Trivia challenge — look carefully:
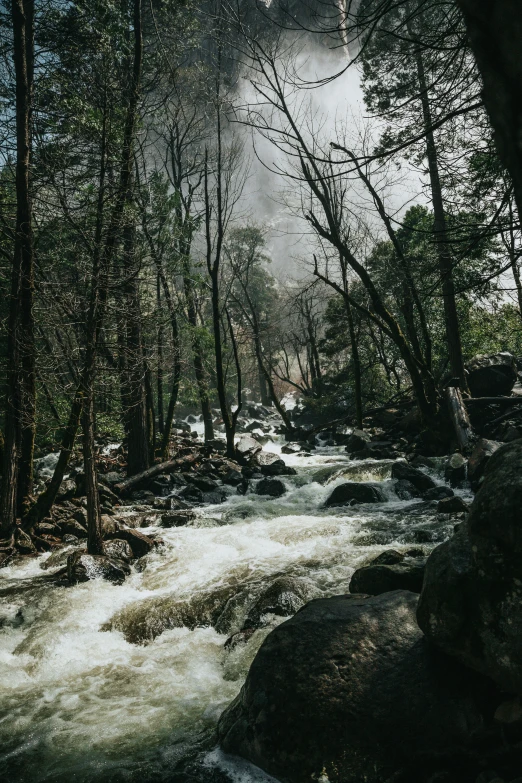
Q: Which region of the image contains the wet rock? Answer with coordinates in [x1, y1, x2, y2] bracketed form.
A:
[345, 429, 371, 453]
[62, 534, 79, 545]
[188, 476, 219, 493]
[103, 538, 134, 562]
[104, 529, 155, 558]
[202, 491, 225, 504]
[218, 591, 503, 783]
[324, 482, 385, 506]
[14, 529, 37, 555]
[34, 521, 62, 537]
[391, 461, 437, 493]
[423, 485, 454, 501]
[281, 443, 303, 455]
[225, 628, 256, 651]
[206, 438, 226, 453]
[350, 557, 426, 595]
[418, 440, 522, 694]
[437, 495, 469, 514]
[253, 452, 296, 477]
[179, 485, 203, 503]
[466, 352, 517, 397]
[394, 479, 421, 500]
[161, 510, 196, 527]
[371, 549, 405, 565]
[357, 442, 400, 460]
[445, 452, 468, 487]
[235, 436, 262, 464]
[56, 478, 77, 500]
[468, 438, 502, 490]
[222, 468, 243, 486]
[243, 576, 316, 630]
[104, 471, 125, 486]
[59, 518, 88, 538]
[100, 514, 121, 537]
[67, 551, 130, 585]
[255, 478, 286, 498]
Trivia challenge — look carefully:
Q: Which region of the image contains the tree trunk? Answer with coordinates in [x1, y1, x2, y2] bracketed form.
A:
[412, 20, 468, 392]
[456, 0, 522, 221]
[156, 276, 165, 435]
[346, 300, 363, 429]
[0, 0, 35, 536]
[183, 269, 214, 442]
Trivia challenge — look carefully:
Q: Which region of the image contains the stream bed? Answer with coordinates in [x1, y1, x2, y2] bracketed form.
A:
[0, 440, 464, 783]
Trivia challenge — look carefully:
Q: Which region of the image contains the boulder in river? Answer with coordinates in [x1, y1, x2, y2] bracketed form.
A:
[324, 481, 385, 506]
[465, 351, 518, 397]
[437, 495, 469, 514]
[344, 429, 371, 452]
[350, 555, 426, 595]
[391, 461, 437, 493]
[468, 437, 502, 490]
[422, 485, 454, 501]
[253, 451, 297, 476]
[67, 551, 130, 585]
[160, 510, 196, 527]
[255, 478, 286, 498]
[243, 576, 316, 630]
[218, 591, 505, 783]
[235, 435, 262, 464]
[104, 528, 155, 558]
[418, 439, 522, 694]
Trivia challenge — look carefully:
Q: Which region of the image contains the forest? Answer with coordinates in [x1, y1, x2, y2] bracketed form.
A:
[1, 1, 522, 782]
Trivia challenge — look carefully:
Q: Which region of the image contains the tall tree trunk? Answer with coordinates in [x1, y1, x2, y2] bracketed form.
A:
[183, 269, 214, 442]
[82, 0, 143, 553]
[411, 19, 468, 392]
[456, 0, 522, 221]
[156, 276, 165, 435]
[346, 301, 363, 429]
[1, 0, 34, 536]
[122, 228, 150, 477]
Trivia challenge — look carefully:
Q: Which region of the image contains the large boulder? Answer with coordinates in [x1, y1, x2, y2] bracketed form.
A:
[253, 451, 297, 476]
[465, 351, 517, 397]
[255, 478, 286, 498]
[67, 551, 130, 585]
[391, 461, 437, 493]
[344, 429, 371, 452]
[235, 436, 262, 464]
[218, 591, 504, 783]
[467, 438, 502, 490]
[417, 439, 522, 694]
[350, 556, 426, 595]
[324, 481, 385, 506]
[104, 529, 155, 558]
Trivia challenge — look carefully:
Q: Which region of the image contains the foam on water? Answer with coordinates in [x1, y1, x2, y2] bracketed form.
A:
[0, 439, 457, 782]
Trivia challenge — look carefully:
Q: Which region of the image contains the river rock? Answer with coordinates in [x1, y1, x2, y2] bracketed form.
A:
[235, 436, 262, 464]
[445, 452, 468, 487]
[468, 438, 502, 490]
[103, 538, 134, 562]
[243, 576, 316, 629]
[391, 461, 436, 493]
[222, 468, 243, 486]
[345, 429, 371, 452]
[350, 557, 426, 595]
[437, 495, 469, 513]
[417, 440, 522, 694]
[253, 452, 297, 476]
[104, 529, 155, 558]
[161, 510, 196, 527]
[59, 518, 88, 538]
[466, 351, 518, 397]
[218, 591, 503, 783]
[423, 485, 454, 501]
[324, 481, 385, 506]
[394, 479, 421, 500]
[14, 529, 37, 555]
[255, 478, 286, 498]
[67, 551, 130, 585]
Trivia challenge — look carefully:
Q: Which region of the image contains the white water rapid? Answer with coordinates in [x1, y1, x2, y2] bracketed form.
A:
[0, 438, 463, 783]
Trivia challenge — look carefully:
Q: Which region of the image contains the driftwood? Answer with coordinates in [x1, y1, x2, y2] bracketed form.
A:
[445, 387, 476, 451]
[114, 455, 196, 496]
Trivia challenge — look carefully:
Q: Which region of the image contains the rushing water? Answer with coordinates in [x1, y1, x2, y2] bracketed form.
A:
[0, 438, 465, 783]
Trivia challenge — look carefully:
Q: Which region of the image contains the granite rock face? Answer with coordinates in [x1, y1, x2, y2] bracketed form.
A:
[417, 439, 522, 694]
[218, 591, 503, 783]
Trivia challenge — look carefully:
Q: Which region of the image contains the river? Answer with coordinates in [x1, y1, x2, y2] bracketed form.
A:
[0, 435, 463, 783]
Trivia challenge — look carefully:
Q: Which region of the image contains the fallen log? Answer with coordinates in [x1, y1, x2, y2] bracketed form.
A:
[445, 386, 476, 452]
[465, 396, 522, 405]
[114, 455, 196, 496]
